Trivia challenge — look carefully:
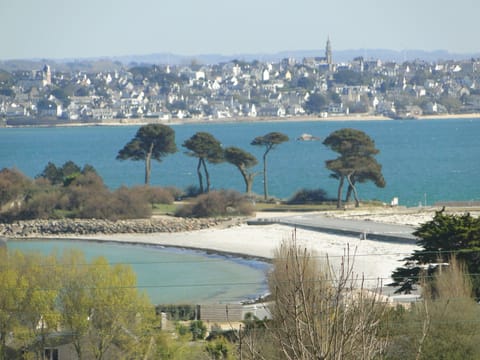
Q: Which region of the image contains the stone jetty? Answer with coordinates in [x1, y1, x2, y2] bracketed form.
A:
[0, 217, 242, 238]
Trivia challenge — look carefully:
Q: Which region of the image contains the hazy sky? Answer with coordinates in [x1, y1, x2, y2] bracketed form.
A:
[1, 0, 478, 60]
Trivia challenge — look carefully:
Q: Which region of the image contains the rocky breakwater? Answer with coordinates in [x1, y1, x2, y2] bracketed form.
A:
[0, 216, 242, 238]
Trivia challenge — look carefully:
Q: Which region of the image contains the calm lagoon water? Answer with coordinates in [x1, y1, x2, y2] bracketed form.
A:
[1, 118, 479, 206]
[6, 239, 270, 305]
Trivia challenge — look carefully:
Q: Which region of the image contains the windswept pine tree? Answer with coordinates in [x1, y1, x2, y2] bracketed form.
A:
[251, 132, 289, 200]
[117, 124, 177, 185]
[323, 128, 385, 208]
[224, 146, 258, 195]
[182, 132, 224, 193]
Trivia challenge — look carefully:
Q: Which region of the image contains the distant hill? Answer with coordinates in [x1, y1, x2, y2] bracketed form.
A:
[108, 49, 480, 65]
[1, 49, 479, 71]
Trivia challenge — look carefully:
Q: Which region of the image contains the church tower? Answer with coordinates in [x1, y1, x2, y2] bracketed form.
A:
[325, 37, 332, 70]
[42, 64, 51, 86]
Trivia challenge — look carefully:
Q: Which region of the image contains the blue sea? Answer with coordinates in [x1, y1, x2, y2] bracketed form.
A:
[1, 118, 479, 207]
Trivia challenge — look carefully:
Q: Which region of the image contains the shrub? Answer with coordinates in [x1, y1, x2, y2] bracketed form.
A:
[63, 172, 110, 213]
[190, 320, 207, 341]
[287, 188, 331, 204]
[164, 186, 183, 201]
[105, 186, 152, 220]
[156, 304, 198, 321]
[0, 168, 32, 207]
[133, 185, 176, 205]
[0, 164, 157, 221]
[18, 190, 65, 219]
[184, 185, 201, 198]
[73, 192, 110, 219]
[175, 190, 254, 218]
[61, 174, 151, 220]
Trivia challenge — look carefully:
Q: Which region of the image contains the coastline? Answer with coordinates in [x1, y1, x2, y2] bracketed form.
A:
[28, 224, 417, 287]
[6, 208, 479, 288]
[2, 112, 480, 128]
[7, 210, 425, 287]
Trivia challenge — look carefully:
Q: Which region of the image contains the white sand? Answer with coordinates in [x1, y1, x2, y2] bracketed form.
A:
[72, 217, 418, 288]
[41, 208, 479, 291]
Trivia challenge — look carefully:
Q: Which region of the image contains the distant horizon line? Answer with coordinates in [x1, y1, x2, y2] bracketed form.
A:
[1, 47, 480, 64]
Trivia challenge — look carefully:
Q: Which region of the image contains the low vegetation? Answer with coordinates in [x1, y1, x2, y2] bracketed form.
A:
[0, 161, 374, 222]
[286, 187, 332, 204]
[385, 257, 480, 359]
[175, 189, 255, 218]
[156, 304, 198, 321]
[0, 163, 180, 222]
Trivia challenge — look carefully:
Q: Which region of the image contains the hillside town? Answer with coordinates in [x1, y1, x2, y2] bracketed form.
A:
[2, 40, 480, 126]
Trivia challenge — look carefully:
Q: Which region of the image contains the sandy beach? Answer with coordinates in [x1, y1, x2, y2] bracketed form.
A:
[25, 207, 478, 289]
[63, 210, 431, 288]
[17, 112, 480, 129]
[113, 112, 480, 126]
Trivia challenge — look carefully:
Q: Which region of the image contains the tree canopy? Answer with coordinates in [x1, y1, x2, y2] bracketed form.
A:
[304, 93, 327, 114]
[333, 69, 367, 86]
[391, 209, 480, 296]
[36, 161, 96, 186]
[251, 132, 289, 200]
[296, 76, 315, 91]
[323, 128, 384, 208]
[182, 132, 224, 193]
[117, 124, 177, 185]
[224, 146, 258, 194]
[0, 249, 155, 360]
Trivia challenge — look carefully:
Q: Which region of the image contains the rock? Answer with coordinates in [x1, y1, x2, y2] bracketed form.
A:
[1, 216, 237, 238]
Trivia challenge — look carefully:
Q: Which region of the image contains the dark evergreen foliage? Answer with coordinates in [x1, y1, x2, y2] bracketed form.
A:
[287, 188, 331, 204]
[391, 209, 480, 296]
[182, 132, 224, 193]
[304, 93, 327, 113]
[224, 146, 258, 194]
[117, 124, 177, 185]
[323, 128, 385, 208]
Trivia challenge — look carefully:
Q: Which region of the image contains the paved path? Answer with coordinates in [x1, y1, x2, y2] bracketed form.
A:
[248, 213, 417, 244]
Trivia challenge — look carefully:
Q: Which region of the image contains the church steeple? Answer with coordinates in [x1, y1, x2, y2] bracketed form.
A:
[325, 37, 332, 70]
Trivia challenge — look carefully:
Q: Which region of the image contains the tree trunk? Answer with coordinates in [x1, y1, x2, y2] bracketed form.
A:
[346, 173, 360, 207]
[144, 153, 151, 185]
[246, 174, 254, 195]
[202, 158, 211, 192]
[73, 340, 83, 360]
[336, 176, 344, 209]
[238, 165, 254, 194]
[144, 143, 154, 185]
[196, 159, 204, 193]
[345, 184, 352, 203]
[345, 178, 357, 203]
